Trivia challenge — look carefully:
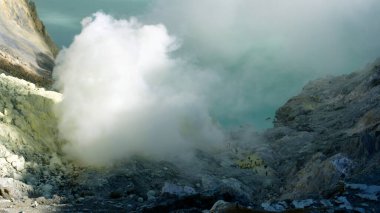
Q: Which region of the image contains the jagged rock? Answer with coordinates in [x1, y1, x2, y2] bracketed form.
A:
[265, 59, 380, 200]
[291, 199, 314, 209]
[320, 199, 333, 207]
[0, 178, 32, 200]
[330, 154, 355, 176]
[335, 196, 353, 210]
[0, 73, 62, 154]
[261, 201, 287, 212]
[0, 73, 70, 205]
[40, 184, 53, 197]
[210, 200, 263, 213]
[161, 182, 196, 197]
[146, 190, 156, 201]
[201, 175, 253, 204]
[210, 200, 233, 212]
[0, 188, 11, 200]
[0, 145, 11, 158]
[0, 0, 58, 86]
[346, 183, 380, 201]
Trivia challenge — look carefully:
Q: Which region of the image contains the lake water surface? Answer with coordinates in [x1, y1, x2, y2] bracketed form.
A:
[34, 0, 380, 130]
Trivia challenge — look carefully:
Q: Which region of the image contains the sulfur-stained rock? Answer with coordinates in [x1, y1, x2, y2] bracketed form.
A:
[0, 73, 62, 157]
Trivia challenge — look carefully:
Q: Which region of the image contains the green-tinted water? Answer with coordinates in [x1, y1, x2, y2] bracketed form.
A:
[34, 0, 152, 46]
[34, 0, 380, 130]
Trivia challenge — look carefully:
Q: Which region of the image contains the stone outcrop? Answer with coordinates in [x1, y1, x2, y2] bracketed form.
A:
[0, 73, 62, 155]
[264, 58, 380, 203]
[0, 73, 68, 200]
[0, 0, 58, 87]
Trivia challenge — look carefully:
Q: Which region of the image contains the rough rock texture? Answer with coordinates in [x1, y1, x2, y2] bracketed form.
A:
[0, 73, 70, 202]
[0, 58, 378, 212]
[0, 71, 272, 212]
[267, 59, 380, 198]
[0, 2, 379, 212]
[0, 47, 378, 213]
[0, 0, 58, 86]
[0, 73, 62, 154]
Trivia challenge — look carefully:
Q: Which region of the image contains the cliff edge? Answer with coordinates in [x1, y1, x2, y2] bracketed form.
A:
[264, 58, 380, 204]
[0, 0, 58, 87]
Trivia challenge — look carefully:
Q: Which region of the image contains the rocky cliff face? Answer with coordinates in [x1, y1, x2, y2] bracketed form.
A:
[259, 59, 380, 211]
[0, 73, 73, 209]
[270, 58, 380, 192]
[0, 0, 58, 86]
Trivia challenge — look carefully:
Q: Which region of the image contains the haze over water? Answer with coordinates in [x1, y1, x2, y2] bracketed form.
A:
[34, 0, 380, 130]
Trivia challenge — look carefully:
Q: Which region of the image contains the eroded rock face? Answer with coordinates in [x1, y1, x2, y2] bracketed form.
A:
[0, 73, 62, 154]
[265, 59, 380, 200]
[0, 0, 58, 86]
[0, 73, 69, 200]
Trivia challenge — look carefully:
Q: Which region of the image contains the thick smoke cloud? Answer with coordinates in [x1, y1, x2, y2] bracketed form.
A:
[36, 0, 380, 128]
[53, 13, 224, 166]
[49, 1, 380, 165]
[145, 0, 380, 127]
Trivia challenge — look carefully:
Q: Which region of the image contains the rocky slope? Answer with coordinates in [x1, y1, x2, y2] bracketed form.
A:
[0, 73, 72, 212]
[0, 1, 379, 212]
[260, 58, 380, 211]
[0, 0, 58, 86]
[0, 62, 377, 212]
[271, 58, 380, 195]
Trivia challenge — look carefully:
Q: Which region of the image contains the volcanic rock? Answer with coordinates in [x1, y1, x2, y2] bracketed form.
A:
[0, 0, 58, 86]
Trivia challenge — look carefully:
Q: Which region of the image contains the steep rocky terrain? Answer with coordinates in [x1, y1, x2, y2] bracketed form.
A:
[271, 58, 380, 192]
[0, 0, 58, 86]
[0, 73, 71, 212]
[259, 59, 380, 212]
[0, 62, 377, 212]
[0, 1, 379, 212]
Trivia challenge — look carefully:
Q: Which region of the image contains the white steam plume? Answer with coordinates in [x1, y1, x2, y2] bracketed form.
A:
[53, 13, 224, 166]
[146, 0, 380, 127]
